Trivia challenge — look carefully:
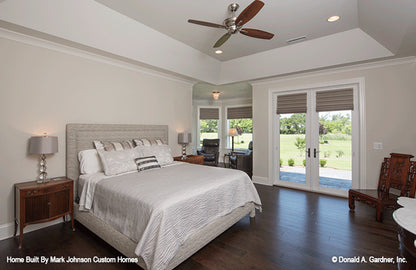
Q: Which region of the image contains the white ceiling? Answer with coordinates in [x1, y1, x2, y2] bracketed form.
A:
[96, 0, 359, 61]
[0, 0, 415, 85]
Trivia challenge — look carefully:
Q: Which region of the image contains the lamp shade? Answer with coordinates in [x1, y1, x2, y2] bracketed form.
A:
[178, 132, 192, 144]
[29, 136, 58, 154]
[228, 128, 238, 137]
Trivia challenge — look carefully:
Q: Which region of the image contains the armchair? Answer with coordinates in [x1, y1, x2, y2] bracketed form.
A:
[197, 139, 220, 166]
[229, 141, 253, 177]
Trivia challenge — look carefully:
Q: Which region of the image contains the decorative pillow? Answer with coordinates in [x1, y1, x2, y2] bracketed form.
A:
[94, 140, 133, 151]
[78, 149, 103, 174]
[133, 138, 164, 147]
[135, 156, 161, 172]
[97, 148, 137, 176]
[134, 138, 151, 147]
[137, 144, 173, 166]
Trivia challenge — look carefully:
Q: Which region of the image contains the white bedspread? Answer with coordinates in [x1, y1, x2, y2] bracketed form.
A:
[78, 162, 261, 270]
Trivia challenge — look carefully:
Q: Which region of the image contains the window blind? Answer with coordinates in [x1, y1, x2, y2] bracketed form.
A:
[316, 88, 354, 112]
[199, 108, 219, 120]
[276, 93, 307, 114]
[227, 106, 252, 119]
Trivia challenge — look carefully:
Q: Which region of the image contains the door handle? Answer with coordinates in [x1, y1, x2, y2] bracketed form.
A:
[306, 148, 310, 158]
[314, 148, 319, 158]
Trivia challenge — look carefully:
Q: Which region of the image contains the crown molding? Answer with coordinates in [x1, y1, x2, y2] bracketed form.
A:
[250, 56, 416, 86]
[0, 27, 195, 86]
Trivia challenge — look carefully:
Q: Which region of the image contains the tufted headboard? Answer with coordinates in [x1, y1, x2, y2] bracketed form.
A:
[66, 123, 169, 198]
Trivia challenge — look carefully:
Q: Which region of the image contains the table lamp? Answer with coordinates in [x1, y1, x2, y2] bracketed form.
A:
[228, 128, 238, 152]
[29, 134, 58, 183]
[178, 132, 192, 160]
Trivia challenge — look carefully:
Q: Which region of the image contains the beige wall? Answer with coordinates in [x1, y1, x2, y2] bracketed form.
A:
[0, 37, 193, 225]
[252, 60, 416, 188]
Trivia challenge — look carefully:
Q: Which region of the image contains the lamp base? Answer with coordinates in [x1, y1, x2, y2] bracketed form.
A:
[181, 144, 188, 160]
[37, 154, 49, 183]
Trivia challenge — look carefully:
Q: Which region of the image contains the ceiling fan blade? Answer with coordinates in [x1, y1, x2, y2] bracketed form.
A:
[236, 0, 265, 26]
[188, 19, 225, 29]
[240, 28, 274, 39]
[214, 33, 232, 48]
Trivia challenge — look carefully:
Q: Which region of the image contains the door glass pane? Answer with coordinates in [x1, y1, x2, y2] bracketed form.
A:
[318, 110, 352, 190]
[279, 113, 306, 184]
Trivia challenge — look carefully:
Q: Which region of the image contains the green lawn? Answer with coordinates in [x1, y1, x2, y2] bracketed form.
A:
[280, 134, 352, 170]
[200, 133, 252, 149]
[200, 133, 351, 170]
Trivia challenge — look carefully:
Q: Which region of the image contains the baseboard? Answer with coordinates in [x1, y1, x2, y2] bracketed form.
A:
[252, 176, 272, 186]
[0, 218, 66, 241]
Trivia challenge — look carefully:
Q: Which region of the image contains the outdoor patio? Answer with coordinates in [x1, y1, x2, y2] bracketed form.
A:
[280, 166, 352, 190]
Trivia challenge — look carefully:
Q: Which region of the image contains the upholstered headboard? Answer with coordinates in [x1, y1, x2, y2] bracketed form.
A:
[66, 123, 169, 198]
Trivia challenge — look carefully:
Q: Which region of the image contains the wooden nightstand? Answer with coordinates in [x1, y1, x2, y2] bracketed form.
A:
[14, 177, 74, 248]
[174, 155, 204, 165]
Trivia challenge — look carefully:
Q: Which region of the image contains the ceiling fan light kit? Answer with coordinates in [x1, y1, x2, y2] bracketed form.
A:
[212, 91, 221, 100]
[188, 0, 274, 49]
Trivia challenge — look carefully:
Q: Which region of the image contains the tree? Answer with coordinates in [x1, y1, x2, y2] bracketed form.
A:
[294, 137, 306, 156]
[279, 113, 306, 134]
[319, 113, 351, 134]
[229, 118, 253, 133]
[200, 119, 218, 133]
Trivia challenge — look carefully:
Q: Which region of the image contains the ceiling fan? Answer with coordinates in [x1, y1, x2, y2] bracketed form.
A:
[188, 0, 274, 48]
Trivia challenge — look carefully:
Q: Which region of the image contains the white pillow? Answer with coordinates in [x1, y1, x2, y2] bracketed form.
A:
[78, 149, 103, 175]
[137, 145, 173, 166]
[98, 148, 138, 176]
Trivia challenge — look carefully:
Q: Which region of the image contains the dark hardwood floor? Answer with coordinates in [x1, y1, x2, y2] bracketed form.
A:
[0, 185, 400, 270]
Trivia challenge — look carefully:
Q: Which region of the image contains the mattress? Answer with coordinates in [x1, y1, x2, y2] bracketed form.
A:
[78, 162, 261, 270]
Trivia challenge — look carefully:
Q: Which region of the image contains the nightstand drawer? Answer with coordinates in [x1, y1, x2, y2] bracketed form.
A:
[45, 183, 71, 194]
[23, 189, 45, 197]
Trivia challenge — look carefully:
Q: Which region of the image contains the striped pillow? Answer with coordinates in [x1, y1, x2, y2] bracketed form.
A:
[135, 156, 161, 172]
[134, 138, 164, 147]
[94, 140, 133, 151]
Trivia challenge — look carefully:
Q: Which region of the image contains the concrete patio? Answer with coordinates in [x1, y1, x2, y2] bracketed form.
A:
[280, 166, 352, 190]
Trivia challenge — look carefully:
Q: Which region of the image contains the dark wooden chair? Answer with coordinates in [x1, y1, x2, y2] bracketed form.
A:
[349, 153, 416, 222]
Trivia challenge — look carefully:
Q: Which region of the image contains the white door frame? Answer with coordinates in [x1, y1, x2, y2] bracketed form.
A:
[268, 78, 366, 197]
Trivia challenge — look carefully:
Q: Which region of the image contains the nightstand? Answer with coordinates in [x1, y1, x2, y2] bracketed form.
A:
[174, 155, 204, 165]
[14, 177, 74, 248]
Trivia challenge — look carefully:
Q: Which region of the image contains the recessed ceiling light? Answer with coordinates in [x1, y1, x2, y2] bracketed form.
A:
[215, 50, 223, 54]
[327, 15, 340, 22]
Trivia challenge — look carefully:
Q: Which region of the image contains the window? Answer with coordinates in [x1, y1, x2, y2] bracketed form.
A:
[227, 106, 252, 149]
[199, 107, 220, 147]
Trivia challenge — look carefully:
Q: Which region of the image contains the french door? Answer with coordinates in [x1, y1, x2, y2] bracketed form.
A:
[273, 85, 359, 196]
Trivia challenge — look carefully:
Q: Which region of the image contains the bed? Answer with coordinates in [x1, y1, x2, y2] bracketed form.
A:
[66, 123, 261, 270]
